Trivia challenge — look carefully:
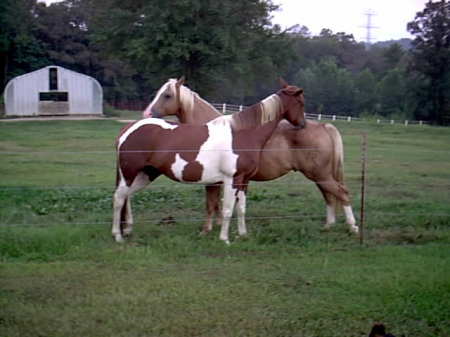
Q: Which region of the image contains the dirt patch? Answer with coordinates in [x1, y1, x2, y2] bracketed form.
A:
[370, 228, 440, 245]
[0, 115, 107, 122]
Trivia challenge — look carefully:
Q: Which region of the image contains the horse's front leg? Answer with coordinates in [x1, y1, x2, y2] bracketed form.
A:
[202, 184, 221, 235]
[219, 181, 237, 245]
[236, 187, 248, 237]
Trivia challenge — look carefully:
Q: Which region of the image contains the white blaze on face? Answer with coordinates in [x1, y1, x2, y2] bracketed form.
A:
[143, 80, 175, 118]
[118, 118, 178, 149]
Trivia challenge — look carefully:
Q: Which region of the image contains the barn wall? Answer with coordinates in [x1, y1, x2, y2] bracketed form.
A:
[4, 66, 103, 116]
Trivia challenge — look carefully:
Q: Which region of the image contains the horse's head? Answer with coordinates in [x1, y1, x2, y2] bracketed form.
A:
[276, 78, 306, 128]
[143, 77, 185, 118]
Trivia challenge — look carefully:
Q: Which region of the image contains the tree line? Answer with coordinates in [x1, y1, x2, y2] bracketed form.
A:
[1, 0, 449, 124]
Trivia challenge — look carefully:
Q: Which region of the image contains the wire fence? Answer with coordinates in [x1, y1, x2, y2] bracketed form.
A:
[1, 135, 449, 233]
[1, 170, 449, 228]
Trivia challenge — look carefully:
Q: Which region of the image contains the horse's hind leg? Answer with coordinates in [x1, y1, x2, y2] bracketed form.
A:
[202, 184, 221, 235]
[342, 204, 357, 233]
[316, 180, 358, 233]
[122, 198, 133, 236]
[113, 185, 129, 243]
[316, 183, 337, 229]
[113, 172, 151, 242]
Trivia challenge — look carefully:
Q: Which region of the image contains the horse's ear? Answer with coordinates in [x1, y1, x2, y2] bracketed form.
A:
[279, 77, 289, 88]
[176, 76, 185, 87]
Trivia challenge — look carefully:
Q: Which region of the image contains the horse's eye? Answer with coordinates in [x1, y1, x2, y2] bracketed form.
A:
[164, 94, 172, 99]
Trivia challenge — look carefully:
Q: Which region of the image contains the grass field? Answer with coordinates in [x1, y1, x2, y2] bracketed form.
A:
[0, 119, 449, 337]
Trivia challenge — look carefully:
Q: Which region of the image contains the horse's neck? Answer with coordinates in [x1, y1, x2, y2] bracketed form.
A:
[231, 102, 280, 130]
[179, 95, 222, 124]
[231, 103, 281, 147]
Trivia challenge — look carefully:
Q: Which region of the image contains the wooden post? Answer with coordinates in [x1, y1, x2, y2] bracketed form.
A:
[222, 103, 226, 114]
[360, 133, 367, 245]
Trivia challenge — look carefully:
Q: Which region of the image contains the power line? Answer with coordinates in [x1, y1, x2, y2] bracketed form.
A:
[362, 10, 378, 47]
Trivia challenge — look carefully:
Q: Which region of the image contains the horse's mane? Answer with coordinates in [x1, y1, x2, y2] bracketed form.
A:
[230, 94, 282, 130]
[171, 80, 220, 117]
[260, 94, 282, 124]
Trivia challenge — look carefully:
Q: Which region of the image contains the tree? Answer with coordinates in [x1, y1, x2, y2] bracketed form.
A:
[33, 0, 143, 104]
[354, 68, 378, 115]
[92, 0, 284, 101]
[0, 0, 48, 90]
[295, 58, 355, 115]
[377, 68, 410, 118]
[407, 0, 450, 125]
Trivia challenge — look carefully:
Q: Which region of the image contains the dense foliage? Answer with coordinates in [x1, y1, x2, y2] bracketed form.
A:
[407, 0, 450, 125]
[1, 0, 449, 124]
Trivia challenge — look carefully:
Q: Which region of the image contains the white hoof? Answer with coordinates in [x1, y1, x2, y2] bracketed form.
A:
[349, 225, 359, 234]
[123, 227, 133, 237]
[114, 234, 125, 243]
[321, 225, 331, 232]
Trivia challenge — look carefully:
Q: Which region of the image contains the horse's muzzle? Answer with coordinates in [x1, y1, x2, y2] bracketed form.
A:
[297, 119, 306, 129]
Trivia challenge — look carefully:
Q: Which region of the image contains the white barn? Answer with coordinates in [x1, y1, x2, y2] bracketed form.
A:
[3, 65, 103, 117]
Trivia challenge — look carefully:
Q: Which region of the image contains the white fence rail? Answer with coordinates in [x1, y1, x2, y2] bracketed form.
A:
[212, 103, 430, 126]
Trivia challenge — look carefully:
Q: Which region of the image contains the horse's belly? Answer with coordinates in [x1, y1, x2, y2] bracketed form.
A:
[251, 134, 293, 181]
[251, 159, 291, 181]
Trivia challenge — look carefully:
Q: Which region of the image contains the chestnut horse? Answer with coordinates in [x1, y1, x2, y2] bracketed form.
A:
[113, 81, 306, 243]
[143, 78, 358, 234]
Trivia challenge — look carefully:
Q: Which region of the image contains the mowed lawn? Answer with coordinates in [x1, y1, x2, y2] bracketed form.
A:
[0, 119, 449, 337]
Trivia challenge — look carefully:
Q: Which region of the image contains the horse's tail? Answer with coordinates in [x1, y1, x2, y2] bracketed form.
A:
[324, 123, 348, 211]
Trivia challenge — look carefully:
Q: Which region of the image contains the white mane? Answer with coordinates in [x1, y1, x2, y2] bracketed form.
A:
[167, 79, 219, 115]
[260, 94, 282, 124]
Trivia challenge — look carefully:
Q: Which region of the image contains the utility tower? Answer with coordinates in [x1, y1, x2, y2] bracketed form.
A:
[363, 10, 378, 47]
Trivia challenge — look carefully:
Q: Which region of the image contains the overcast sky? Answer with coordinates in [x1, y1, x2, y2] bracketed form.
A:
[40, 0, 428, 42]
[271, 0, 428, 42]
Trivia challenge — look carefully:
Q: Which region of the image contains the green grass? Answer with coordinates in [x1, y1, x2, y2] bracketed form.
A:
[0, 119, 449, 337]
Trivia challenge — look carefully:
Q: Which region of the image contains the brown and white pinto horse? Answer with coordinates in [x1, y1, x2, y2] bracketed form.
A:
[143, 78, 358, 234]
[113, 80, 306, 243]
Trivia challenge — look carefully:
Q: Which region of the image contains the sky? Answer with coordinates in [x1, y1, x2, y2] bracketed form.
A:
[40, 0, 429, 42]
[271, 0, 429, 42]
